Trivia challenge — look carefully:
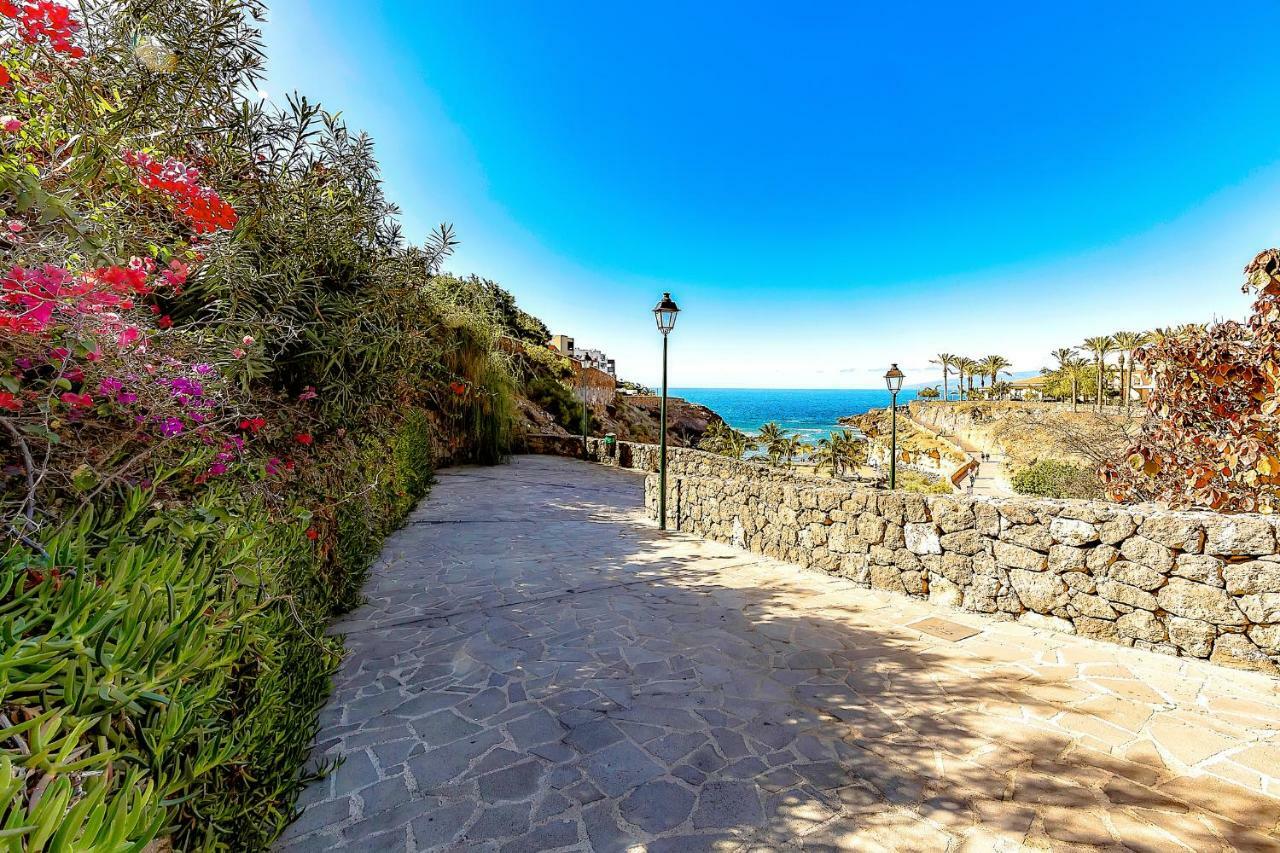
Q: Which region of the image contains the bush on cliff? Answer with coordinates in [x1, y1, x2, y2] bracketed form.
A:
[1012, 460, 1104, 500]
[0, 1, 528, 847]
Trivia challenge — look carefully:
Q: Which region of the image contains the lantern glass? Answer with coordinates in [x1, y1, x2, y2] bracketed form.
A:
[884, 363, 905, 393]
[653, 292, 680, 336]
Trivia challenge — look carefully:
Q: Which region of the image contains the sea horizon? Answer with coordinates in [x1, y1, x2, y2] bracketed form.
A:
[670, 387, 920, 442]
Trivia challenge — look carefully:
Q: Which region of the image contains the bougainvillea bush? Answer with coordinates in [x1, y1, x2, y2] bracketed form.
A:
[1, 1, 525, 848]
[1103, 249, 1280, 512]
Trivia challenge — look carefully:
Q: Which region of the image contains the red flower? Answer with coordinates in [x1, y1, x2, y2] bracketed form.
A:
[59, 392, 92, 408]
[0, 65, 10, 87]
[122, 150, 237, 234]
[238, 417, 266, 433]
[156, 315, 173, 328]
[295, 432, 313, 445]
[0, 391, 21, 411]
[449, 381, 467, 396]
[305, 528, 318, 540]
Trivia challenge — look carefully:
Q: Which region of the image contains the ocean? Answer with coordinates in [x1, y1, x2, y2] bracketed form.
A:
[670, 388, 919, 442]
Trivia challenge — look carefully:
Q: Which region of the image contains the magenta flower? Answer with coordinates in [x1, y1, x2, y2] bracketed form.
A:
[160, 417, 184, 436]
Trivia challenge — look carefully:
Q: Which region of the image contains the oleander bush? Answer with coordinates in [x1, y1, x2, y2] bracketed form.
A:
[0, 1, 530, 848]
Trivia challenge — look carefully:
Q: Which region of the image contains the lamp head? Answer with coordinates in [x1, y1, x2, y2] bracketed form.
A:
[653, 292, 680, 336]
[884, 363, 905, 393]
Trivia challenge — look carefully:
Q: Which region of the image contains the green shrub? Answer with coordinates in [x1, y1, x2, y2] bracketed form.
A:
[1012, 459, 1104, 499]
[526, 376, 597, 434]
[895, 469, 952, 495]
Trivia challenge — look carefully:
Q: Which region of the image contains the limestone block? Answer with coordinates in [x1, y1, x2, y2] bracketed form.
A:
[964, 574, 999, 612]
[904, 522, 942, 555]
[1097, 580, 1159, 612]
[878, 493, 905, 525]
[1138, 515, 1205, 553]
[1204, 516, 1276, 556]
[1116, 610, 1167, 643]
[1075, 616, 1119, 640]
[1172, 553, 1224, 587]
[928, 574, 963, 607]
[930, 497, 976, 533]
[1247, 624, 1280, 655]
[870, 545, 895, 565]
[1063, 572, 1097, 594]
[972, 551, 997, 577]
[901, 570, 927, 596]
[1071, 593, 1118, 620]
[857, 514, 885, 545]
[1210, 634, 1279, 674]
[1008, 569, 1068, 612]
[974, 502, 1000, 536]
[1050, 517, 1099, 547]
[839, 553, 870, 584]
[994, 540, 1048, 572]
[870, 564, 907, 594]
[1222, 561, 1280, 595]
[904, 494, 930, 523]
[1105, 561, 1166, 591]
[1236, 593, 1280, 624]
[997, 500, 1040, 526]
[1085, 545, 1120, 572]
[1098, 513, 1136, 545]
[1166, 616, 1217, 658]
[1018, 612, 1075, 634]
[1001, 523, 1053, 552]
[1048, 545, 1087, 574]
[1119, 537, 1174, 573]
[894, 548, 922, 572]
[939, 529, 984, 556]
[1157, 579, 1247, 625]
[940, 553, 974, 585]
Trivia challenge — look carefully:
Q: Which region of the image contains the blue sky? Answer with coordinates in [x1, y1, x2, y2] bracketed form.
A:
[262, 2, 1280, 389]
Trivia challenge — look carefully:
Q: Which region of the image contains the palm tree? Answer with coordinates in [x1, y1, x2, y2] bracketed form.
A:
[756, 422, 788, 465]
[979, 355, 1012, 398]
[930, 353, 956, 402]
[727, 430, 757, 459]
[781, 434, 805, 467]
[814, 429, 866, 478]
[955, 357, 978, 401]
[1079, 335, 1116, 411]
[1063, 357, 1090, 413]
[1111, 330, 1150, 414]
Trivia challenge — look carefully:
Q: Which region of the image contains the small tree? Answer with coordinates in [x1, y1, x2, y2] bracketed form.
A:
[1103, 249, 1280, 511]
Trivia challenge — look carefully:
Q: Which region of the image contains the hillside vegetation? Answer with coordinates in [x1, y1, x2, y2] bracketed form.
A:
[0, 2, 567, 848]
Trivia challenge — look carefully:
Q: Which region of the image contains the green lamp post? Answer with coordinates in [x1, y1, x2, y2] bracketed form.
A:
[884, 363, 904, 490]
[653, 292, 680, 530]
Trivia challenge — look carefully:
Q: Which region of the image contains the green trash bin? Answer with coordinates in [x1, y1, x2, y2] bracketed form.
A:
[604, 433, 617, 457]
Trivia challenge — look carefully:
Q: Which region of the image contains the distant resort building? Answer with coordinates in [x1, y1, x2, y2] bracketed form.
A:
[548, 334, 617, 378]
[1006, 375, 1049, 400]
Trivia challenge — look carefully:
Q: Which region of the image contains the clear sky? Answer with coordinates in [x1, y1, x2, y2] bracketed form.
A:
[261, 2, 1280, 389]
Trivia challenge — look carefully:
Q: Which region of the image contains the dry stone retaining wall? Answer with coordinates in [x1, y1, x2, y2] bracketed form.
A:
[522, 437, 1280, 675]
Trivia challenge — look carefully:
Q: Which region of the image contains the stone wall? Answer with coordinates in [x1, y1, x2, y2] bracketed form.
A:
[522, 437, 1280, 675]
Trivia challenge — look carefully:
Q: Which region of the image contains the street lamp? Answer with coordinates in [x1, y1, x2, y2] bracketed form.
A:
[884, 363, 904, 490]
[653, 292, 680, 530]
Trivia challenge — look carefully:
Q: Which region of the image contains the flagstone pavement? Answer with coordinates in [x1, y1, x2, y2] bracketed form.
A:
[277, 454, 1280, 852]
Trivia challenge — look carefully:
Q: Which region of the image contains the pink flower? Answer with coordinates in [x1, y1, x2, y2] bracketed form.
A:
[1, 118, 20, 133]
[159, 417, 184, 436]
[231, 347, 245, 359]
[6, 220, 24, 233]
[241, 335, 254, 346]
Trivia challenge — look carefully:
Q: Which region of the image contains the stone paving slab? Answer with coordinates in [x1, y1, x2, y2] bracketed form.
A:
[278, 455, 1280, 852]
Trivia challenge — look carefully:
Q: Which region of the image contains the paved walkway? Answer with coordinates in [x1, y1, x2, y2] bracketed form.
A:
[279, 456, 1280, 852]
